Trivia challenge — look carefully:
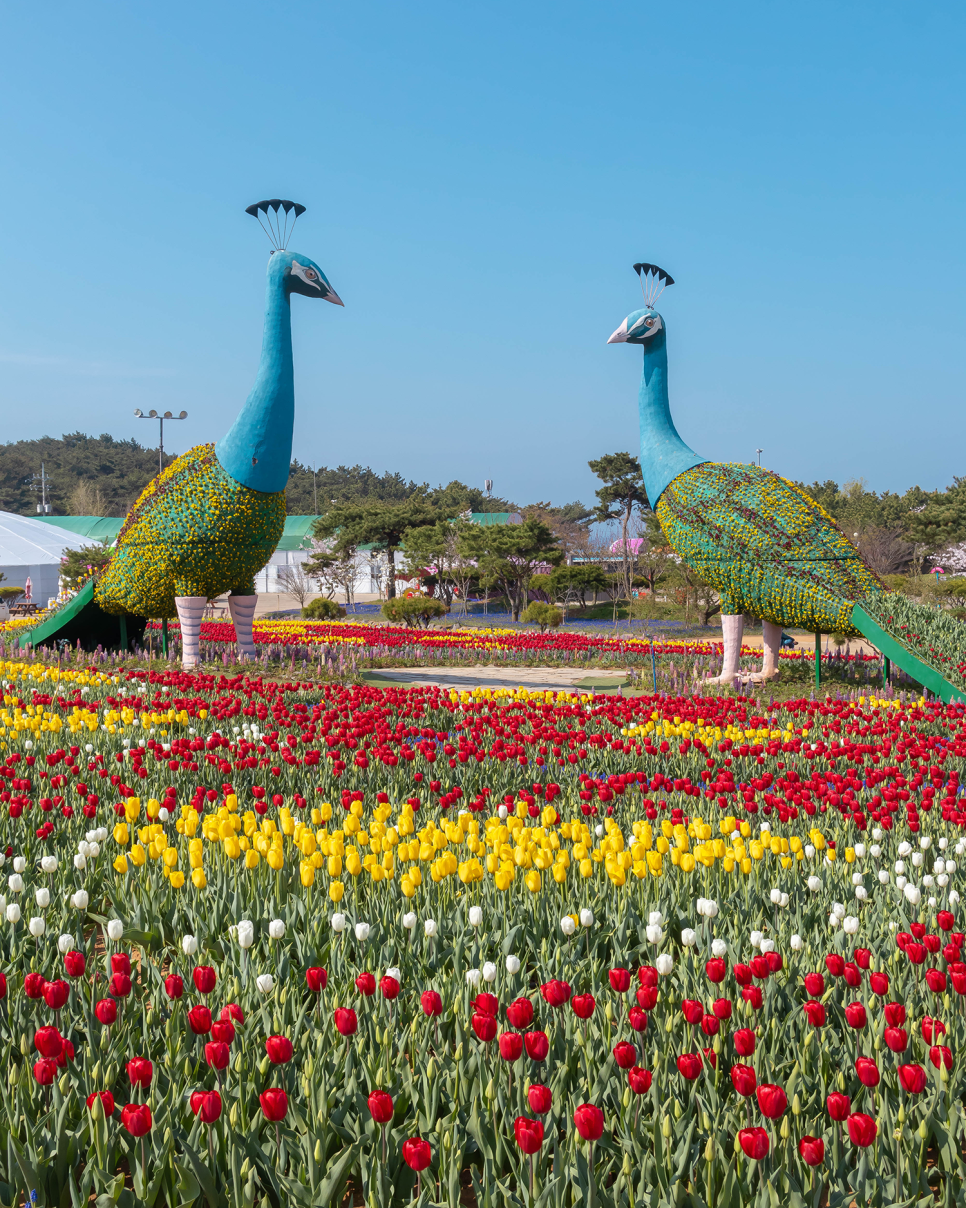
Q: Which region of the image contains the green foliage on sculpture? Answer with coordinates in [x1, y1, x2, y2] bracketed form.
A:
[95, 444, 285, 618]
[656, 462, 884, 634]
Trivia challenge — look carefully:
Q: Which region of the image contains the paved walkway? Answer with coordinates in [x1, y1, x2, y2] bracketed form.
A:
[361, 666, 627, 693]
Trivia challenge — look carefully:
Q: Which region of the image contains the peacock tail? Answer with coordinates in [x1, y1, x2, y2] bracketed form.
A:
[95, 444, 285, 618]
[655, 462, 884, 634]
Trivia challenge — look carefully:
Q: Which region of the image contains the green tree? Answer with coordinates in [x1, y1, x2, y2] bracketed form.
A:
[59, 543, 113, 591]
[588, 452, 648, 600]
[548, 564, 610, 608]
[458, 519, 563, 621]
[312, 500, 446, 599]
[382, 596, 448, 628]
[521, 601, 563, 632]
[399, 518, 477, 609]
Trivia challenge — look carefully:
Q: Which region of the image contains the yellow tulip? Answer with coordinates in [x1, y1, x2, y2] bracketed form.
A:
[191, 869, 207, 888]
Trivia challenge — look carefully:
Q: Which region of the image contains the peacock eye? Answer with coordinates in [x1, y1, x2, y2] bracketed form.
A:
[644, 318, 655, 327]
[304, 269, 317, 280]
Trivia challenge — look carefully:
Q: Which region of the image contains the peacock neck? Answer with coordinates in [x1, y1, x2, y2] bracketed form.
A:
[638, 331, 705, 508]
[215, 260, 294, 494]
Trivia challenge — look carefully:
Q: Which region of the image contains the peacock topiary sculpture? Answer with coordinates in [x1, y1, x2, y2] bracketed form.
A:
[95, 200, 343, 666]
[607, 264, 885, 683]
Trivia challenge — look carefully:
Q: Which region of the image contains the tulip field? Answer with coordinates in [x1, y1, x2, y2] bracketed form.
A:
[0, 657, 964, 1206]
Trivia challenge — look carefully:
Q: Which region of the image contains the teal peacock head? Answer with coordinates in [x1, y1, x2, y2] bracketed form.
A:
[607, 263, 673, 346]
[246, 199, 344, 305]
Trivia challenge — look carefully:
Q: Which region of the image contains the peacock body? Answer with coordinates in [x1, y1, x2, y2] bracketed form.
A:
[94, 201, 342, 665]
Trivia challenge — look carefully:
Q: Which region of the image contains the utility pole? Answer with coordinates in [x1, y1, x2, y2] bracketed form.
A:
[755, 449, 763, 467]
[134, 410, 188, 474]
[484, 479, 493, 500]
[29, 463, 52, 514]
[313, 465, 318, 514]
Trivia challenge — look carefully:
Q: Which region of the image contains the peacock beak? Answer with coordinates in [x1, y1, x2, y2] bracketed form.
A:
[324, 287, 345, 307]
[607, 319, 629, 344]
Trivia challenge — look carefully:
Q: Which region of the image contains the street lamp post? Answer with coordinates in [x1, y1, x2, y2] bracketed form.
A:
[134, 409, 188, 476]
[755, 448, 763, 467]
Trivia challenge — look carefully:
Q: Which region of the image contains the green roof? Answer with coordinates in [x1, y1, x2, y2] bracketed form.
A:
[36, 514, 323, 552]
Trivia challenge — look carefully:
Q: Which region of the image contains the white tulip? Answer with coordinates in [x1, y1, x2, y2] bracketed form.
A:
[769, 888, 782, 905]
[852, 872, 864, 886]
[506, 954, 521, 974]
[579, 908, 594, 928]
[870, 844, 881, 858]
[922, 875, 935, 889]
[655, 953, 674, 975]
[704, 900, 719, 919]
[855, 886, 868, 901]
[911, 853, 924, 868]
[872, 828, 883, 841]
[106, 919, 123, 941]
[561, 916, 576, 937]
[236, 920, 254, 949]
[78, 842, 91, 859]
[8, 875, 22, 893]
[681, 928, 697, 946]
[645, 924, 663, 945]
[595, 824, 604, 838]
[28, 917, 45, 937]
[842, 916, 859, 935]
[268, 919, 285, 940]
[13, 857, 25, 873]
[950, 889, 961, 905]
[73, 854, 86, 871]
[832, 902, 846, 920]
[780, 893, 789, 909]
[934, 859, 946, 875]
[88, 843, 100, 858]
[898, 841, 912, 858]
[71, 890, 89, 911]
[40, 856, 57, 873]
[182, 934, 199, 956]
[6, 904, 20, 923]
[468, 907, 483, 927]
[482, 962, 497, 982]
[465, 968, 481, 986]
[937, 874, 949, 887]
[34, 888, 49, 908]
[386, 966, 401, 982]
[648, 911, 664, 927]
[804, 845, 815, 859]
[331, 913, 346, 933]
[402, 912, 417, 931]
[497, 804, 508, 820]
[894, 860, 906, 875]
[920, 835, 931, 850]
[946, 860, 957, 873]
[896, 876, 908, 890]
[711, 938, 727, 957]
[878, 870, 890, 885]
[928, 896, 938, 908]
[939, 837, 949, 850]
[761, 938, 776, 954]
[903, 884, 921, 906]
[354, 922, 370, 942]
[790, 934, 803, 950]
[255, 973, 274, 994]
[807, 877, 821, 892]
[424, 919, 437, 938]
[853, 843, 865, 859]
[159, 808, 170, 823]
[750, 930, 763, 948]
[57, 933, 73, 953]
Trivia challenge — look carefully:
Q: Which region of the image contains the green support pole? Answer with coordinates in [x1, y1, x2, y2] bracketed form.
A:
[161, 617, 169, 657]
[814, 632, 821, 689]
[883, 656, 890, 690]
[119, 615, 128, 653]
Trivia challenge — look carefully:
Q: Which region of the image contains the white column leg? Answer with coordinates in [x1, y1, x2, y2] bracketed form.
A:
[752, 620, 782, 682]
[175, 596, 207, 669]
[228, 594, 258, 660]
[707, 614, 744, 684]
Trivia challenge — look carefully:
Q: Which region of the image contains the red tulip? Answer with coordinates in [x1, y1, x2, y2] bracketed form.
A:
[335, 1008, 358, 1036]
[24, 972, 45, 999]
[524, 1030, 549, 1062]
[34, 1026, 63, 1059]
[164, 974, 184, 1000]
[854, 948, 871, 970]
[506, 997, 533, 1028]
[843, 963, 862, 989]
[855, 1057, 880, 1088]
[905, 943, 926, 965]
[705, 958, 726, 983]
[825, 954, 845, 977]
[799, 1135, 824, 1166]
[499, 1031, 523, 1062]
[211, 1019, 235, 1046]
[844, 1002, 867, 1030]
[624, 1065, 650, 1096]
[803, 972, 825, 998]
[472, 1012, 497, 1043]
[109, 973, 131, 998]
[192, 1089, 222, 1123]
[540, 980, 571, 1008]
[86, 1090, 115, 1116]
[571, 993, 595, 1020]
[677, 1053, 703, 1080]
[884, 1026, 908, 1053]
[609, 968, 630, 993]
[929, 1045, 953, 1071]
[528, 1083, 552, 1114]
[884, 1002, 906, 1027]
[925, 969, 947, 993]
[937, 910, 955, 931]
[472, 992, 499, 1017]
[613, 1041, 636, 1070]
[306, 967, 327, 992]
[732, 963, 752, 986]
[380, 976, 400, 1000]
[94, 998, 117, 1026]
[826, 1092, 850, 1121]
[121, 1103, 152, 1137]
[869, 971, 889, 996]
[56, 1039, 74, 1069]
[220, 1003, 245, 1024]
[188, 1005, 212, 1035]
[712, 997, 732, 1021]
[402, 1136, 432, 1171]
[204, 1042, 230, 1071]
[356, 972, 376, 997]
[514, 1116, 544, 1154]
[259, 1089, 288, 1121]
[750, 955, 770, 980]
[63, 951, 86, 979]
[741, 985, 763, 1010]
[847, 1113, 877, 1148]
[420, 991, 443, 1018]
[192, 966, 216, 996]
[738, 1127, 770, 1160]
[636, 985, 657, 1010]
[573, 1103, 604, 1141]
[730, 1064, 757, 1097]
[637, 966, 658, 988]
[33, 1058, 58, 1085]
[756, 1084, 787, 1120]
[681, 999, 703, 1026]
[368, 1089, 394, 1124]
[126, 1057, 152, 1088]
[266, 1035, 293, 1064]
[898, 1063, 926, 1094]
[921, 1017, 947, 1044]
[803, 1001, 826, 1027]
[111, 953, 131, 977]
[628, 1006, 648, 1032]
[733, 1028, 756, 1056]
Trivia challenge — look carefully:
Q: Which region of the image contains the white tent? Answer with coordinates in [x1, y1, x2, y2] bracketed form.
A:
[0, 512, 90, 605]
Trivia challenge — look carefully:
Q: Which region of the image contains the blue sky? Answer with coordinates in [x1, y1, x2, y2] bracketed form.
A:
[1, 2, 964, 510]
